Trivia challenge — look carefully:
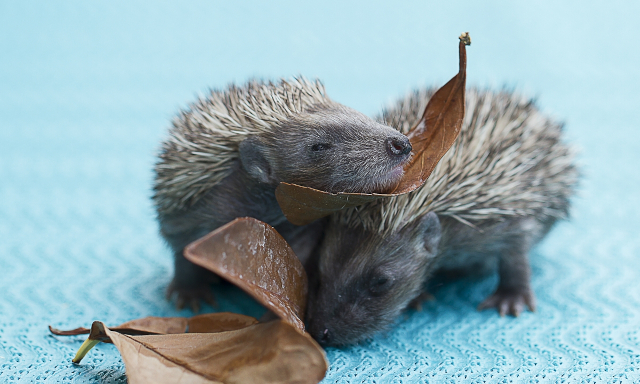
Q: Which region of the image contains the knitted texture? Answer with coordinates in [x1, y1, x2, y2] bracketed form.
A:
[1, 1, 639, 383]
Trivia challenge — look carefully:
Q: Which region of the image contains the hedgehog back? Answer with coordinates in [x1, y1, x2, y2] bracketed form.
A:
[337, 88, 578, 234]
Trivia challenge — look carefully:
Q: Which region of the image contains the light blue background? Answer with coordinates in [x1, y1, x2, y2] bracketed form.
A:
[1, 1, 639, 382]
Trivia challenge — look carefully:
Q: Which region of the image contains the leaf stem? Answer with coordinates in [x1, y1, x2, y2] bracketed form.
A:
[72, 338, 100, 364]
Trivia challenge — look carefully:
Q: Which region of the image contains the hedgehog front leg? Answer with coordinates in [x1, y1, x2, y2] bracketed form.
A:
[478, 245, 536, 317]
[166, 251, 218, 312]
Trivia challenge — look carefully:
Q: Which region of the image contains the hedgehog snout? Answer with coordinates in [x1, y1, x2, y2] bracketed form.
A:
[307, 319, 334, 347]
[317, 328, 331, 346]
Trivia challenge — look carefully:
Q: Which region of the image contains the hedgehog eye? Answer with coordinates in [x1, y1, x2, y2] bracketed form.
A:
[311, 143, 332, 152]
[368, 275, 392, 296]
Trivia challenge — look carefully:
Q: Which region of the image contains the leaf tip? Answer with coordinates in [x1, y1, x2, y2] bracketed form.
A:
[459, 32, 471, 46]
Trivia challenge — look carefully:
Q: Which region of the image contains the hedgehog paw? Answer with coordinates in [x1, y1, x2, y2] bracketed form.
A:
[166, 281, 218, 313]
[408, 291, 435, 312]
[478, 287, 536, 317]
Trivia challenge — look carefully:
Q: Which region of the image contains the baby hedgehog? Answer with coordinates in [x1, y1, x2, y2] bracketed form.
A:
[305, 87, 579, 346]
[153, 78, 412, 310]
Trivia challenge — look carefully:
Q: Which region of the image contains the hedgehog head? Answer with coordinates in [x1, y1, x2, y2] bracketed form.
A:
[239, 104, 412, 193]
[305, 212, 441, 346]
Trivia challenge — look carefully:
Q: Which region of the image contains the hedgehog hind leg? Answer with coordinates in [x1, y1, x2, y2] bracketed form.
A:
[166, 252, 219, 312]
[477, 218, 542, 317]
[477, 248, 536, 317]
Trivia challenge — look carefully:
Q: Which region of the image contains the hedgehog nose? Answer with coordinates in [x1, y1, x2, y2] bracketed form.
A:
[386, 137, 412, 158]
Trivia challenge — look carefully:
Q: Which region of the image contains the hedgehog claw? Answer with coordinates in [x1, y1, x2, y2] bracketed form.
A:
[478, 287, 535, 317]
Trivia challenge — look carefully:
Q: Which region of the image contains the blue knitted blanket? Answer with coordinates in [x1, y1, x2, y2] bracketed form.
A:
[1, 1, 638, 382]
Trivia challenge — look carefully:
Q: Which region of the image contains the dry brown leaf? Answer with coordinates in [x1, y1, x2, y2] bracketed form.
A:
[49, 316, 189, 338]
[58, 220, 320, 380]
[68, 313, 262, 363]
[276, 32, 470, 226]
[184, 217, 307, 333]
[77, 320, 327, 384]
[49, 313, 257, 339]
[187, 312, 258, 333]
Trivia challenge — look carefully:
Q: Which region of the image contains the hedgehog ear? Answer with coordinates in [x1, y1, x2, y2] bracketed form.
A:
[239, 137, 275, 184]
[418, 212, 441, 256]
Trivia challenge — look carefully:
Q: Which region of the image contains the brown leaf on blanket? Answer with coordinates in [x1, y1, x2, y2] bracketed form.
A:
[68, 313, 260, 363]
[49, 316, 189, 338]
[72, 320, 327, 384]
[49, 312, 257, 339]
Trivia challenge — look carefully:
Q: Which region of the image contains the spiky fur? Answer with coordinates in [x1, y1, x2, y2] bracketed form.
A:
[153, 78, 332, 215]
[338, 87, 578, 233]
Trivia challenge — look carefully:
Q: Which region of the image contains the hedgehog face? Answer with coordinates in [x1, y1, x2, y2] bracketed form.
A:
[239, 105, 411, 193]
[305, 212, 441, 347]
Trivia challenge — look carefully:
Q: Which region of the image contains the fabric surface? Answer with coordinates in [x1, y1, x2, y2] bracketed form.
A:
[1, 1, 639, 382]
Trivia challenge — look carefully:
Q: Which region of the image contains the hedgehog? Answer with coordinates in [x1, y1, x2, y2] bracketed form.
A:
[304, 87, 579, 346]
[153, 78, 413, 310]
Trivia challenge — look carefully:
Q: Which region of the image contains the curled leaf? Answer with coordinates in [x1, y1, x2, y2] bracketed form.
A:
[50, 313, 257, 338]
[116, 316, 189, 334]
[276, 33, 470, 226]
[69, 313, 261, 364]
[387, 32, 469, 193]
[75, 320, 327, 384]
[184, 217, 308, 332]
[187, 312, 258, 333]
[275, 183, 377, 227]
[49, 316, 189, 338]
